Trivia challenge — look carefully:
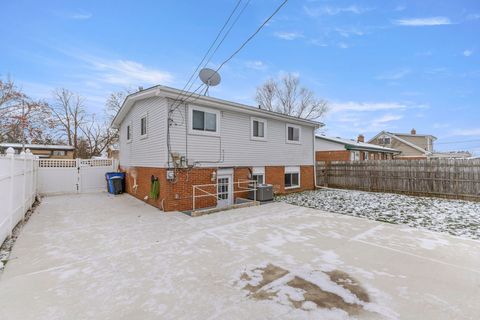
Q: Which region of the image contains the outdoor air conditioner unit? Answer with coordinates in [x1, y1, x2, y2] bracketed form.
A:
[248, 184, 273, 202]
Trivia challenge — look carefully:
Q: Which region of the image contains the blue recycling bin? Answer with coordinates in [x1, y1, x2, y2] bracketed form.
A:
[105, 172, 125, 194]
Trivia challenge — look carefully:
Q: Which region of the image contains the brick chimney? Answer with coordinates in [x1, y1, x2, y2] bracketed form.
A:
[411, 128, 416, 135]
[357, 134, 365, 143]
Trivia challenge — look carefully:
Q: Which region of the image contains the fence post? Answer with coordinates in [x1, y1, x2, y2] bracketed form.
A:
[20, 150, 27, 221]
[6, 148, 15, 237]
[25, 149, 32, 209]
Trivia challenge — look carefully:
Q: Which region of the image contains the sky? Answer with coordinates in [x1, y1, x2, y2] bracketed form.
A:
[1, 0, 479, 154]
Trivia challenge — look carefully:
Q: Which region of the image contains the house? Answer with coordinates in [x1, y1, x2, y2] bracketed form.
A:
[111, 85, 321, 212]
[0, 143, 74, 159]
[315, 134, 399, 162]
[368, 129, 436, 159]
[107, 144, 119, 160]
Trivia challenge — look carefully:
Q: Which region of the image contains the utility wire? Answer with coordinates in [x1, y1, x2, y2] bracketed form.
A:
[170, 0, 243, 107]
[435, 139, 480, 145]
[174, 0, 289, 108]
[170, 0, 251, 113]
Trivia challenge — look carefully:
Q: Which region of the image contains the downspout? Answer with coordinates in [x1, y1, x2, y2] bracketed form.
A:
[313, 129, 320, 189]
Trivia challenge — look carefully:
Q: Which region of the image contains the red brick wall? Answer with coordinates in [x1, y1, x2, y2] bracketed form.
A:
[121, 166, 216, 212]
[121, 164, 315, 212]
[233, 167, 252, 200]
[265, 166, 285, 194]
[300, 165, 315, 191]
[316, 150, 351, 161]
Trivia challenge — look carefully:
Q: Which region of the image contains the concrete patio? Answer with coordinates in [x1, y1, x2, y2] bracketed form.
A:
[0, 193, 479, 319]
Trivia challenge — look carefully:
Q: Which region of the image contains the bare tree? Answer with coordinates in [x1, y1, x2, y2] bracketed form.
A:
[50, 89, 86, 157]
[80, 113, 117, 158]
[104, 89, 132, 123]
[0, 77, 55, 144]
[0, 78, 25, 123]
[255, 73, 328, 120]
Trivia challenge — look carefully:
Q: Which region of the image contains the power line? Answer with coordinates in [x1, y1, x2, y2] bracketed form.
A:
[436, 139, 480, 145]
[170, 0, 244, 107]
[170, 0, 251, 113]
[175, 0, 289, 108]
[202, 0, 252, 69]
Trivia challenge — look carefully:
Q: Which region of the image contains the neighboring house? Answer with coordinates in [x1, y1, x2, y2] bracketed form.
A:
[111, 85, 321, 212]
[107, 144, 119, 160]
[0, 143, 74, 159]
[315, 134, 399, 162]
[368, 129, 437, 159]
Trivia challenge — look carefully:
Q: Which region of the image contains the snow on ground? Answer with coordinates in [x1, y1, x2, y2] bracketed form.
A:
[1, 194, 479, 319]
[278, 189, 480, 240]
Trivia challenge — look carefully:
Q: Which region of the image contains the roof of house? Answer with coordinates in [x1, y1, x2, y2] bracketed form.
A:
[111, 85, 323, 129]
[0, 143, 74, 150]
[430, 151, 472, 159]
[391, 132, 437, 140]
[367, 131, 432, 155]
[316, 135, 400, 153]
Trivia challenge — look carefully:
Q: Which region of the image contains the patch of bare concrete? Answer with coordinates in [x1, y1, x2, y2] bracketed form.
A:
[239, 264, 370, 316]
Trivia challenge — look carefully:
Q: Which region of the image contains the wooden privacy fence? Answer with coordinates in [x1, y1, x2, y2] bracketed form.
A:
[316, 159, 480, 201]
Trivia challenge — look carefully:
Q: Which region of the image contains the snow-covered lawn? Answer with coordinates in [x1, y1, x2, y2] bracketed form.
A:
[278, 189, 480, 240]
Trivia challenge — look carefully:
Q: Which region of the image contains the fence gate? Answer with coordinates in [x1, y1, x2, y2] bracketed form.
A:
[38, 158, 116, 195]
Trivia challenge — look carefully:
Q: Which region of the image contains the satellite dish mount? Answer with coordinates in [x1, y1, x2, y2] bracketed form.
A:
[199, 68, 221, 96]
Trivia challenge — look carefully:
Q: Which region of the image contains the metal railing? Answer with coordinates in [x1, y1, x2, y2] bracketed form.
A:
[192, 179, 258, 212]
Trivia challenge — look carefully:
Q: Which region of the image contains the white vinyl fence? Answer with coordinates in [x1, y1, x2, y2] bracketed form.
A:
[1, 147, 118, 245]
[38, 158, 117, 195]
[0, 148, 38, 245]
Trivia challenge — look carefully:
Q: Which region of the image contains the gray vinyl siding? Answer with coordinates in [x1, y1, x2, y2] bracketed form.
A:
[315, 138, 345, 151]
[118, 96, 168, 168]
[167, 103, 314, 167]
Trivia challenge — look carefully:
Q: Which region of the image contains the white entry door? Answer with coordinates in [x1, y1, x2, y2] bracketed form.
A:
[217, 174, 233, 208]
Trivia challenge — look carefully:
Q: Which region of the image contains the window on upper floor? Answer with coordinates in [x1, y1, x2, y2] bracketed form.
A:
[379, 136, 391, 145]
[126, 123, 132, 142]
[286, 124, 301, 144]
[284, 166, 300, 189]
[251, 117, 267, 141]
[189, 106, 220, 135]
[140, 114, 148, 138]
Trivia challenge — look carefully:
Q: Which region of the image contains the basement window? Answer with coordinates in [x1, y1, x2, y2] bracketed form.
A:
[284, 166, 300, 189]
[252, 167, 265, 184]
[189, 106, 220, 135]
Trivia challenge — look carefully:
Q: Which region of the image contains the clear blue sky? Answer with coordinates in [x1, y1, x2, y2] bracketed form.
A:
[2, 0, 479, 154]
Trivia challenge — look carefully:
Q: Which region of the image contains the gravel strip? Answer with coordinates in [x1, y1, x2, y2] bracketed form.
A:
[278, 189, 480, 240]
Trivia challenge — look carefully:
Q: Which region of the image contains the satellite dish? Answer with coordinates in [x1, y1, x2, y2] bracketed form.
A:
[199, 68, 221, 95]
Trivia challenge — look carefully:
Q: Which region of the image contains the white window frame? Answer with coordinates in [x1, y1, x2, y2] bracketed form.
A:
[364, 152, 369, 160]
[380, 136, 391, 145]
[250, 117, 267, 141]
[52, 150, 66, 156]
[140, 113, 148, 139]
[252, 166, 265, 184]
[284, 166, 300, 189]
[286, 124, 301, 144]
[350, 151, 360, 161]
[126, 121, 132, 143]
[188, 105, 221, 136]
